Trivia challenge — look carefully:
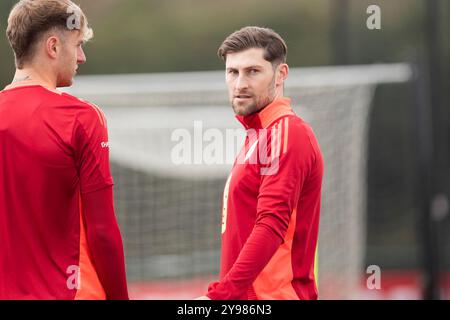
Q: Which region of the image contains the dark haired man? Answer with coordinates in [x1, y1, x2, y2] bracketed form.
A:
[200, 26, 324, 300]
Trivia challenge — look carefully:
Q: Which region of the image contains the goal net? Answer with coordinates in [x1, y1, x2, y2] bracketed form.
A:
[66, 63, 412, 299]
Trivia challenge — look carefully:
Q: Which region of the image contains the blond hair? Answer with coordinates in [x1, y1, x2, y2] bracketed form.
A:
[6, 0, 93, 69]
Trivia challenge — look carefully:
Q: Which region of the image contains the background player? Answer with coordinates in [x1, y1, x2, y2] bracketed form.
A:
[0, 0, 128, 299]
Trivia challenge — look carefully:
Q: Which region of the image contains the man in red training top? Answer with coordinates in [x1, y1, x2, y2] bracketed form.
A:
[199, 27, 324, 300]
[0, 0, 128, 299]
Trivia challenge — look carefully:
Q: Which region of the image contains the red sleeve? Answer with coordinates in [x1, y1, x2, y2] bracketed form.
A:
[81, 186, 129, 300]
[73, 104, 113, 194]
[207, 224, 282, 300]
[74, 104, 128, 299]
[207, 120, 316, 300]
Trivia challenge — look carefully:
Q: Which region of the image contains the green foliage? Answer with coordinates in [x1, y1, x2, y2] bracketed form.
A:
[1, 0, 433, 84]
[0, 0, 448, 269]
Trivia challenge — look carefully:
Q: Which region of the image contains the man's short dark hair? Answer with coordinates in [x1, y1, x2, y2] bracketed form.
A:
[218, 26, 288, 66]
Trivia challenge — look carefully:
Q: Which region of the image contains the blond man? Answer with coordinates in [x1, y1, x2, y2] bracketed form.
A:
[0, 0, 128, 300]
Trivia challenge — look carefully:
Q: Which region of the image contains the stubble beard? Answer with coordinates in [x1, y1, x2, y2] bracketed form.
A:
[231, 75, 277, 117]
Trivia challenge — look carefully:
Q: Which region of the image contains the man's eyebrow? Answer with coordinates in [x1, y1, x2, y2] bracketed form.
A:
[226, 65, 263, 71]
[245, 65, 263, 70]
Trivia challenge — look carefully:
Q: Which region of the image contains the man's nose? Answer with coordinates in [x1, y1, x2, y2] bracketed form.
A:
[77, 47, 86, 64]
[235, 74, 249, 90]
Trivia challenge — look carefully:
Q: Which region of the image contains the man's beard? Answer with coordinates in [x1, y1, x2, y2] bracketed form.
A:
[232, 95, 273, 116]
[231, 76, 276, 116]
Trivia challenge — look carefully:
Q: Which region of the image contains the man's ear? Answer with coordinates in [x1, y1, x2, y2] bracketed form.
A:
[45, 36, 60, 60]
[276, 63, 289, 86]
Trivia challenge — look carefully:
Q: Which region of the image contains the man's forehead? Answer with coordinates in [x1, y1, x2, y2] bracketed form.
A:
[225, 48, 270, 69]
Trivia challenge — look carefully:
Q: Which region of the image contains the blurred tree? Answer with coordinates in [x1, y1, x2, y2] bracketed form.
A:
[0, 0, 16, 85]
[0, 0, 448, 276]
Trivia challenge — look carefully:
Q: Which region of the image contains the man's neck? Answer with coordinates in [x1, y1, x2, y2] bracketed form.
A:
[9, 67, 56, 90]
[12, 74, 32, 83]
[4, 70, 60, 94]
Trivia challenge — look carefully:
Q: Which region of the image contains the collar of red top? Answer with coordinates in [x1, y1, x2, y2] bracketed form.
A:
[236, 97, 294, 130]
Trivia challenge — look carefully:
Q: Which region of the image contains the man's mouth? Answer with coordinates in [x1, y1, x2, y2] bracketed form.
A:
[235, 95, 252, 99]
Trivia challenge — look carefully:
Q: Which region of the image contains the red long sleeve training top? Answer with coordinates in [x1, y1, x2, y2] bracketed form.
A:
[0, 85, 128, 300]
[208, 97, 323, 300]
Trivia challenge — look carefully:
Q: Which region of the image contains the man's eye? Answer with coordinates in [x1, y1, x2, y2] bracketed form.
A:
[249, 69, 259, 74]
